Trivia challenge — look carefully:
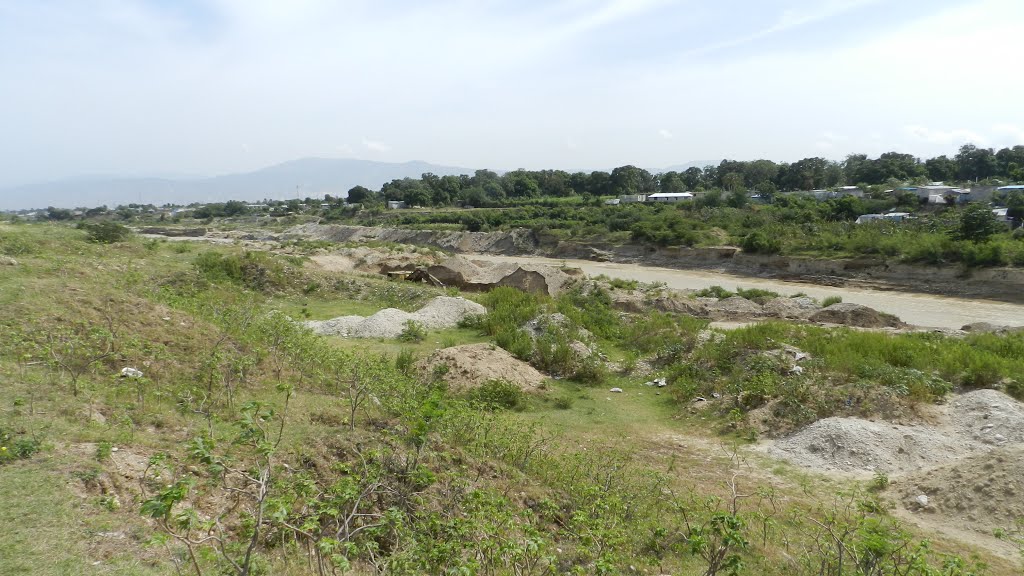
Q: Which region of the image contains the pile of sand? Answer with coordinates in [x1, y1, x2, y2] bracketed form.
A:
[704, 296, 764, 318]
[765, 417, 973, 475]
[416, 343, 547, 391]
[764, 389, 1024, 476]
[304, 296, 485, 338]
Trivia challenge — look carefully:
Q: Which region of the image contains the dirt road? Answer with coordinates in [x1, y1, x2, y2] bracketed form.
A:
[468, 254, 1024, 329]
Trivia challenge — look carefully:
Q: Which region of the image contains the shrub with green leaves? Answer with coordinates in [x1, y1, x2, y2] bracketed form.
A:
[0, 427, 40, 465]
[80, 221, 131, 244]
[397, 320, 427, 343]
[467, 379, 525, 411]
[695, 285, 735, 299]
[821, 295, 843, 307]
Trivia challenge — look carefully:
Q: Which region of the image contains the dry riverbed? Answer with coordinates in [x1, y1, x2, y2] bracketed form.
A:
[467, 253, 1024, 329]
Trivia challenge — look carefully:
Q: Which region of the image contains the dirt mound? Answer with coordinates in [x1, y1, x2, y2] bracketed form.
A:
[416, 343, 547, 391]
[704, 296, 764, 319]
[762, 297, 819, 319]
[809, 302, 903, 328]
[961, 322, 1024, 335]
[610, 291, 646, 313]
[652, 296, 709, 317]
[896, 446, 1024, 534]
[765, 417, 973, 475]
[425, 256, 577, 296]
[949, 389, 1024, 445]
[765, 390, 1024, 476]
[305, 296, 485, 338]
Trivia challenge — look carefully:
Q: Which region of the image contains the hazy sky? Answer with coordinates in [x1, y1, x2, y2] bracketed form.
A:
[2, 0, 1023, 187]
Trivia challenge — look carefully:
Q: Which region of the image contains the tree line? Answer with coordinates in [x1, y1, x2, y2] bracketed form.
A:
[349, 144, 1024, 208]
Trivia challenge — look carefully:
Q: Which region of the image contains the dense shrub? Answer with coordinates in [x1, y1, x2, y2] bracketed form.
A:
[467, 380, 525, 411]
[80, 221, 131, 244]
[740, 230, 781, 254]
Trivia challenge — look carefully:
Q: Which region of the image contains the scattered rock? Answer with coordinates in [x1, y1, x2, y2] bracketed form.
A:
[915, 494, 929, 507]
[0, 255, 17, 266]
[119, 367, 143, 378]
[609, 387, 623, 393]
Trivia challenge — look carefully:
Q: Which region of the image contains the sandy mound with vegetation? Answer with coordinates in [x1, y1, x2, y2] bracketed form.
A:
[809, 302, 903, 328]
[765, 389, 1024, 476]
[304, 296, 485, 338]
[416, 343, 547, 391]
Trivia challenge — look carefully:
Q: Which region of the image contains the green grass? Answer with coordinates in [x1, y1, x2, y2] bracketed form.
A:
[1, 222, 1020, 576]
[0, 455, 164, 575]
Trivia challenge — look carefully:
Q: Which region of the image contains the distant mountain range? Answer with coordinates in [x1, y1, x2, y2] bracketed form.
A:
[0, 158, 475, 210]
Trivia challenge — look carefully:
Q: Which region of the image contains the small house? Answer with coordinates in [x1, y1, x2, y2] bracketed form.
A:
[855, 212, 910, 224]
[386, 200, 407, 210]
[619, 194, 647, 203]
[647, 192, 694, 203]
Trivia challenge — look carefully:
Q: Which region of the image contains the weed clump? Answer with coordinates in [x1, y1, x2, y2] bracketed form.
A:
[79, 221, 131, 244]
[467, 379, 525, 411]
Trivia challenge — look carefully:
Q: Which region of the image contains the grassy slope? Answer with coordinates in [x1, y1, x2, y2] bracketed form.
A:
[0, 222, 1019, 575]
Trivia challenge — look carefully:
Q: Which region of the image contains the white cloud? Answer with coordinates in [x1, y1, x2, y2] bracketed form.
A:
[904, 125, 986, 147]
[681, 0, 886, 58]
[362, 139, 391, 153]
[658, 128, 674, 140]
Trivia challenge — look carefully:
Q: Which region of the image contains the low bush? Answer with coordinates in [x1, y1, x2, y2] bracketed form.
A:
[397, 320, 427, 343]
[735, 287, 781, 303]
[821, 295, 843, 307]
[695, 285, 735, 299]
[0, 427, 40, 465]
[467, 380, 526, 411]
[80, 221, 131, 244]
[740, 230, 782, 254]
